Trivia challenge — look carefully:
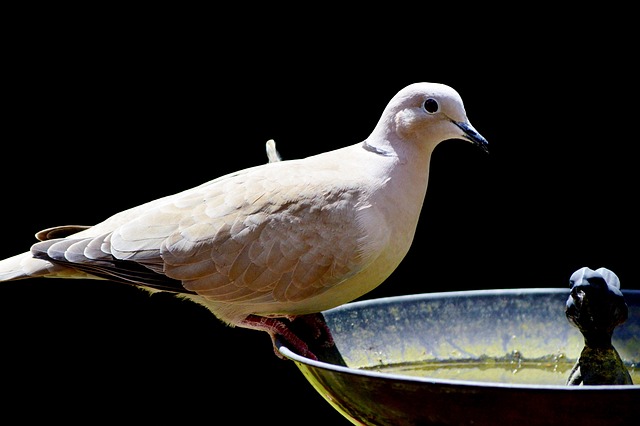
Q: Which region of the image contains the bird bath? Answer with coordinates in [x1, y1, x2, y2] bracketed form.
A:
[276, 288, 639, 426]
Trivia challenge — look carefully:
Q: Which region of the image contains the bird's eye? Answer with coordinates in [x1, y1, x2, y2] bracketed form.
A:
[422, 98, 439, 114]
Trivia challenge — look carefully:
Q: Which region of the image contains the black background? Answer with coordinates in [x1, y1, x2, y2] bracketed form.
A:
[1, 12, 637, 425]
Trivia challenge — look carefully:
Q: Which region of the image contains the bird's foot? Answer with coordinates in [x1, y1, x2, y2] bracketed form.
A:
[289, 313, 335, 348]
[240, 315, 319, 360]
[240, 313, 335, 361]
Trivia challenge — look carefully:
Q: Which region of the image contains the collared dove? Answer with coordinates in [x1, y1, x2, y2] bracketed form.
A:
[0, 82, 488, 360]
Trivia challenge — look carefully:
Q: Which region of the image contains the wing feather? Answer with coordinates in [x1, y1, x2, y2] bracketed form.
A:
[26, 157, 383, 309]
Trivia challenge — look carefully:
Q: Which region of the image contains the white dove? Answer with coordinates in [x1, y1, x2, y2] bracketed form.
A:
[0, 82, 488, 360]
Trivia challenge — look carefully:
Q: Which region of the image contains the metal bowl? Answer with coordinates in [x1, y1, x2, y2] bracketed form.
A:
[276, 288, 639, 426]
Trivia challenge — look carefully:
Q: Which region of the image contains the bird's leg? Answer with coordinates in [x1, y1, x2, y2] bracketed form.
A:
[240, 315, 318, 361]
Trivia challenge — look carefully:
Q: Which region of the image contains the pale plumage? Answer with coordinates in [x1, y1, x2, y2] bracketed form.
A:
[0, 82, 488, 359]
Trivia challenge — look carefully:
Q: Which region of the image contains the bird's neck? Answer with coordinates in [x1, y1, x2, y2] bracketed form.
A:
[364, 137, 436, 254]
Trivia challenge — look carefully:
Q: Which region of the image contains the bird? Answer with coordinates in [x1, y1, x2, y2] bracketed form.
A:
[565, 266, 633, 385]
[0, 82, 489, 360]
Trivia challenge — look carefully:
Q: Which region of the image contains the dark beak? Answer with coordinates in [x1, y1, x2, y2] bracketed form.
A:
[454, 121, 489, 154]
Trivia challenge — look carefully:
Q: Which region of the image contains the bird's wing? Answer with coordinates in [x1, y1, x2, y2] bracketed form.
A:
[31, 154, 383, 305]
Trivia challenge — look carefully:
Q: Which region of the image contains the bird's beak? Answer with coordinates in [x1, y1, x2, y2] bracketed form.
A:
[454, 121, 489, 154]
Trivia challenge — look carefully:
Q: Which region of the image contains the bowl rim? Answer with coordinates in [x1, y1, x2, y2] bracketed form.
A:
[277, 288, 640, 392]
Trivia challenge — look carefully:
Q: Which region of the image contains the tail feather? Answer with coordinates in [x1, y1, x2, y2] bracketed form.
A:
[0, 252, 92, 282]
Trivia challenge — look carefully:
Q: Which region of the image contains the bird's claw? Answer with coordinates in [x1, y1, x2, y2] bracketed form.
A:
[240, 314, 335, 361]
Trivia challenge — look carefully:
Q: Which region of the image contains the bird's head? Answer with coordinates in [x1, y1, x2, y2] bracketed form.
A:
[373, 82, 489, 155]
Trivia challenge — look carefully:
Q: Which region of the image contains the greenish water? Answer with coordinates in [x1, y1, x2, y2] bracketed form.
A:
[367, 359, 638, 385]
